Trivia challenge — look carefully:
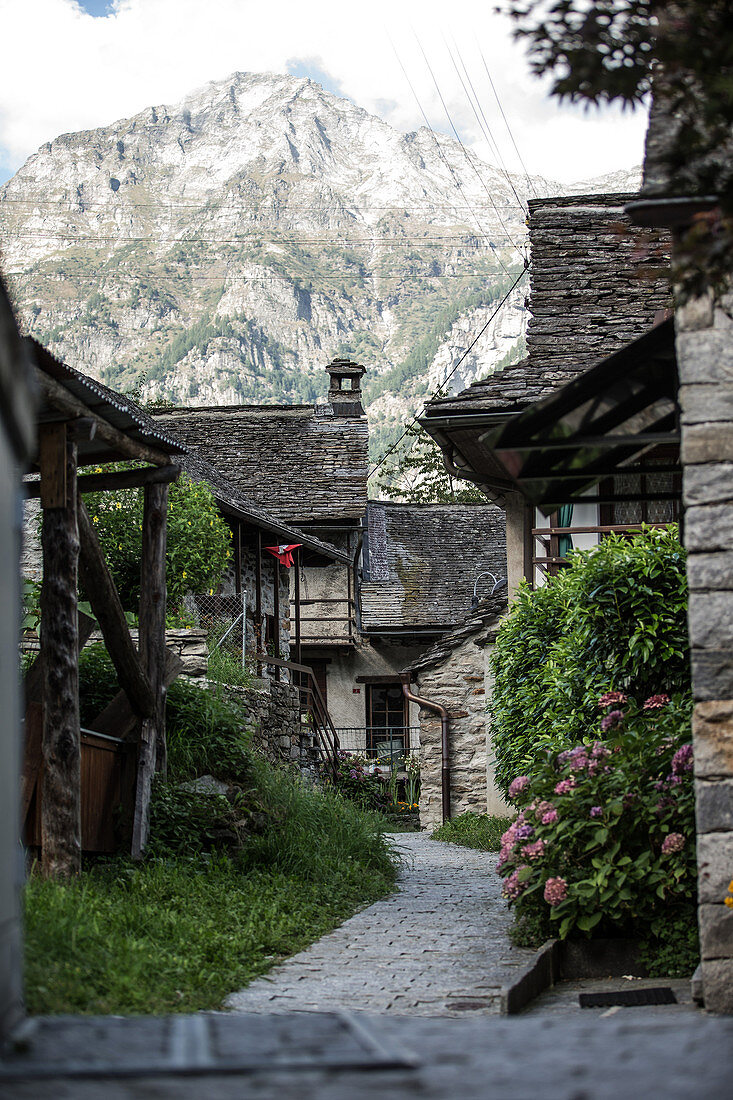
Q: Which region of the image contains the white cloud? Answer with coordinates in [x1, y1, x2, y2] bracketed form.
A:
[0, 0, 647, 184]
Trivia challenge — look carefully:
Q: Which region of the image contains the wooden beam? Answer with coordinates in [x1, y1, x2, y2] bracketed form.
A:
[255, 529, 263, 675]
[273, 553, 281, 682]
[132, 482, 168, 859]
[35, 371, 174, 466]
[39, 427, 81, 876]
[294, 548, 302, 669]
[77, 498, 155, 717]
[25, 463, 182, 499]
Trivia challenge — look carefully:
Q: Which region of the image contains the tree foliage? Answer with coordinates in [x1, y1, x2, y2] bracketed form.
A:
[82, 471, 232, 612]
[503, 0, 733, 301]
[373, 423, 486, 502]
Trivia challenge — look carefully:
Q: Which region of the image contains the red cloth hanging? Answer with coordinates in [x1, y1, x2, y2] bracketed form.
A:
[264, 543, 301, 568]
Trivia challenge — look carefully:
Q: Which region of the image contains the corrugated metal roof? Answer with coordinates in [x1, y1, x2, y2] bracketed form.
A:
[29, 338, 185, 457]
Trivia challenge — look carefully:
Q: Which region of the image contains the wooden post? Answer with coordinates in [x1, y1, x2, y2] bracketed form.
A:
[294, 549, 302, 670]
[346, 535, 354, 645]
[131, 482, 168, 858]
[39, 424, 81, 876]
[234, 521, 242, 598]
[273, 553, 281, 682]
[255, 529, 263, 674]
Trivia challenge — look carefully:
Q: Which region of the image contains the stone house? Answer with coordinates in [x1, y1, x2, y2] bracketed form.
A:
[152, 363, 508, 757]
[420, 171, 733, 1010]
[423, 193, 674, 596]
[402, 592, 508, 832]
[152, 359, 367, 672]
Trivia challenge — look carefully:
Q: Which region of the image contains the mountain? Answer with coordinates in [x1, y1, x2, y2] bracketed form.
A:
[0, 72, 638, 459]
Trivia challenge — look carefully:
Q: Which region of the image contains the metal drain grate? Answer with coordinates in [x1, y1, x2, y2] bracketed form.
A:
[0, 1012, 419, 1080]
[579, 987, 678, 1008]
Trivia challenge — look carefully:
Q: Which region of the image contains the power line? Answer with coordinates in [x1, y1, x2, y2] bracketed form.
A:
[0, 194, 529, 213]
[448, 40, 529, 217]
[0, 229, 524, 246]
[479, 48, 538, 201]
[5, 268, 522, 284]
[368, 265, 527, 479]
[413, 33, 526, 260]
[389, 36, 514, 280]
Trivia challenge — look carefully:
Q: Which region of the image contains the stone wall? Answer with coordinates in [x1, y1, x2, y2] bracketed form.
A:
[677, 288, 733, 1014]
[226, 679, 308, 767]
[412, 616, 509, 832]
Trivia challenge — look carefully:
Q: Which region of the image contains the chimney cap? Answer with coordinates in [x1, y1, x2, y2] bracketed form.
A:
[326, 358, 366, 379]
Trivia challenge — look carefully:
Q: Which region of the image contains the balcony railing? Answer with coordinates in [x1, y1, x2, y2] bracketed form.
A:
[334, 726, 420, 764]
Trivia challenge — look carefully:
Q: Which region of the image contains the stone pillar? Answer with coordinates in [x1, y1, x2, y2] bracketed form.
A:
[505, 492, 532, 597]
[677, 289, 733, 1013]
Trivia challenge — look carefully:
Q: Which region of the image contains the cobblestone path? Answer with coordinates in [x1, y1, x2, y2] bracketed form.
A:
[226, 832, 536, 1016]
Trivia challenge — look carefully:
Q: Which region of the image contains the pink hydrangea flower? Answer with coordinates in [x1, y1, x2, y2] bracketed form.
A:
[554, 778, 576, 795]
[589, 806, 603, 819]
[543, 876, 568, 906]
[601, 709, 624, 732]
[661, 832, 685, 854]
[598, 691, 627, 709]
[541, 807, 558, 825]
[643, 693, 671, 710]
[521, 839, 546, 861]
[508, 775, 531, 800]
[591, 741, 610, 760]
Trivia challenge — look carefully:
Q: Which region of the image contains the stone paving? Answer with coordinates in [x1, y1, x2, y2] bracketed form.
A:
[226, 832, 537, 1016]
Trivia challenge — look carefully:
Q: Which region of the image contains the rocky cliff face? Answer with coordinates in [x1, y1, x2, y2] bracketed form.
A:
[0, 71, 639, 455]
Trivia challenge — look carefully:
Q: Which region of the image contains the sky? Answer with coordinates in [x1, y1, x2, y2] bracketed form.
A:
[0, 0, 648, 187]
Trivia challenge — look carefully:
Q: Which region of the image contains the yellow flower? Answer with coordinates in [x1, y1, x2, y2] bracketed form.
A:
[182, 571, 187, 579]
[92, 515, 98, 523]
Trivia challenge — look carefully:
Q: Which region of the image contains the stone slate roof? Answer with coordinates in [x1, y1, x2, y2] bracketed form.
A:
[424, 194, 672, 422]
[402, 592, 507, 676]
[152, 404, 368, 526]
[360, 501, 506, 633]
[179, 446, 348, 564]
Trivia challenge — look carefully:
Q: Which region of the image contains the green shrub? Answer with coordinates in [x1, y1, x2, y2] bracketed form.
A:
[78, 644, 253, 784]
[432, 812, 512, 851]
[490, 527, 690, 792]
[497, 692, 696, 950]
[242, 758, 396, 884]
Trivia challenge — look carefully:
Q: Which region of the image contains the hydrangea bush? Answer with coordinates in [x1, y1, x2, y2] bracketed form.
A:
[490, 528, 689, 793]
[497, 692, 696, 944]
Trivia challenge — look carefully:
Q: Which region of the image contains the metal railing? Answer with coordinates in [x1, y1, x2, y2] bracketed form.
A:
[334, 726, 420, 765]
[532, 522, 675, 573]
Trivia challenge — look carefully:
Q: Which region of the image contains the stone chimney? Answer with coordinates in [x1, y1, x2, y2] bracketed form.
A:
[325, 358, 366, 417]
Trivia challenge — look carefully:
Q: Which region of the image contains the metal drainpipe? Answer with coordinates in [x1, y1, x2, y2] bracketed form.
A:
[401, 674, 451, 824]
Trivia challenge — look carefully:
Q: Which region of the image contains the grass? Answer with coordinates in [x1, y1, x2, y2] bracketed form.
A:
[24, 853, 393, 1015]
[26, 656, 400, 1016]
[431, 812, 513, 851]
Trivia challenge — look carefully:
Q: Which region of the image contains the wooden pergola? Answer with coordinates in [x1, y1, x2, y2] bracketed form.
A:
[24, 341, 185, 874]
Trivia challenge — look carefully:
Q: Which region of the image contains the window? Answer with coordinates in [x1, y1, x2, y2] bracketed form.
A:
[366, 683, 408, 758]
